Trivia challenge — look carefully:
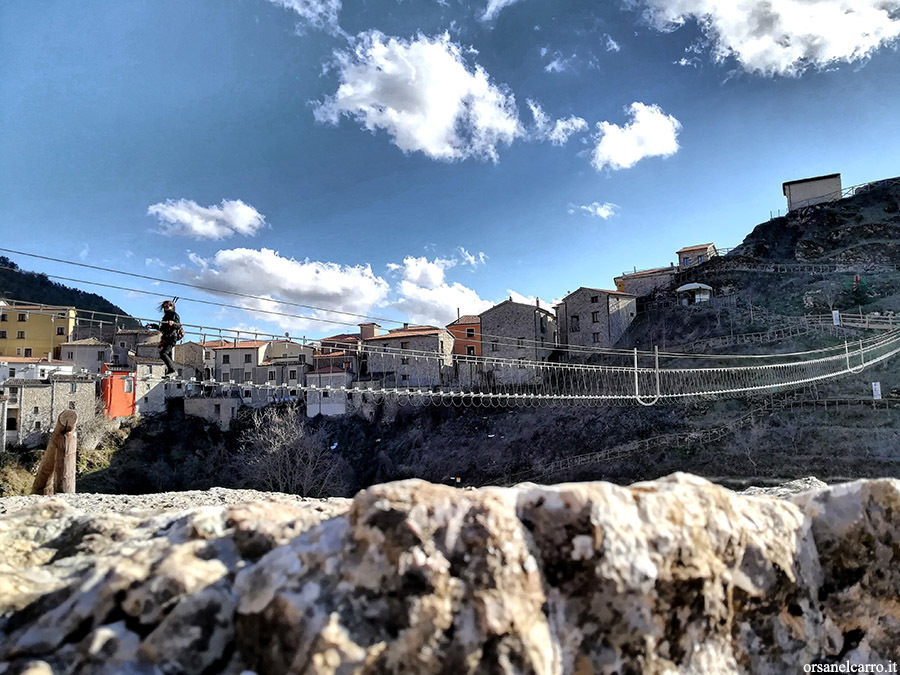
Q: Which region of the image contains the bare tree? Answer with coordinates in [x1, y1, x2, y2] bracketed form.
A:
[821, 281, 840, 311]
[238, 404, 349, 497]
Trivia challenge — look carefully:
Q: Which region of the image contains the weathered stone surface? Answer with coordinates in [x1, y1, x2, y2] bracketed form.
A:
[0, 476, 898, 673]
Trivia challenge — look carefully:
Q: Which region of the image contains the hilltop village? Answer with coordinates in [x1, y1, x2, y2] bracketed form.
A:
[0, 172, 873, 445]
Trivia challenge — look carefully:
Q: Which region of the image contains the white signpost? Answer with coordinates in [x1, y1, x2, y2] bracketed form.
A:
[832, 310, 841, 326]
[873, 382, 882, 400]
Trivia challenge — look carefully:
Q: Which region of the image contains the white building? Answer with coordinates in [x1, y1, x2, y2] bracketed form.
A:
[0, 356, 75, 381]
[783, 173, 842, 212]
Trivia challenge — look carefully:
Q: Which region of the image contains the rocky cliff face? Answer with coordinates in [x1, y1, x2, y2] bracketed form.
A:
[1, 474, 898, 674]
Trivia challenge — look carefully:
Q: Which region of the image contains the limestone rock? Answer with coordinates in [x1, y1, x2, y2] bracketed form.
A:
[0, 476, 899, 673]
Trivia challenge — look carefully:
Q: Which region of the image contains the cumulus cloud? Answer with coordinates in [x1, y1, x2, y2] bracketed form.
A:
[182, 248, 390, 333]
[528, 101, 588, 145]
[568, 201, 619, 219]
[395, 280, 493, 327]
[315, 31, 522, 162]
[544, 53, 576, 73]
[634, 0, 900, 76]
[591, 102, 681, 171]
[605, 35, 621, 52]
[481, 0, 524, 22]
[265, 0, 344, 35]
[386, 256, 456, 289]
[148, 199, 267, 240]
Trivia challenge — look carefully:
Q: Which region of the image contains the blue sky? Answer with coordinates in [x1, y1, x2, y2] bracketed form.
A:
[2, 0, 900, 338]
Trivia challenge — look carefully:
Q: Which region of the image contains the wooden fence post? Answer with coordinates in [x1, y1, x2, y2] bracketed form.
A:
[30, 409, 77, 495]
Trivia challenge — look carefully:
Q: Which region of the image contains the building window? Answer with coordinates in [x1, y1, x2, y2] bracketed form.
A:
[244, 372, 252, 382]
[289, 369, 297, 380]
[518, 358, 526, 368]
[8, 368, 15, 378]
[244, 353, 252, 363]
[491, 340, 499, 352]
[0, 331, 5, 339]
[590, 295, 599, 303]
[465, 327, 475, 338]
[97, 351, 105, 361]
[400, 341, 410, 350]
[517, 338, 524, 348]
[698, 255, 705, 263]
[68, 401, 76, 410]
[592, 332, 601, 344]
[204, 350, 212, 359]
[298, 355, 306, 364]
[113, 354, 120, 364]
[0, 313, 5, 321]
[23, 348, 32, 357]
[121, 342, 127, 348]
[17, 313, 27, 322]
[39, 370, 46, 377]
[124, 379, 134, 393]
[214, 404, 221, 414]
[34, 421, 41, 430]
[400, 374, 409, 382]
[466, 345, 476, 356]
[322, 391, 330, 398]
[222, 371, 230, 382]
[400, 356, 410, 365]
[243, 389, 251, 398]
[16, 331, 25, 339]
[570, 315, 580, 332]
[56, 326, 65, 335]
[33, 406, 39, 414]
[268, 370, 276, 381]
[68, 383, 77, 393]
[66, 351, 73, 359]
[222, 355, 230, 364]
[592, 311, 600, 323]
[682, 257, 690, 267]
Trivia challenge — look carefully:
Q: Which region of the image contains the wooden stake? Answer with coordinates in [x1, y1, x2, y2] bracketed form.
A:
[30, 409, 77, 495]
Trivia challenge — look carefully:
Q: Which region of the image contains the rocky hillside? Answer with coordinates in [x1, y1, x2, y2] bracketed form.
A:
[731, 178, 900, 264]
[1, 474, 898, 673]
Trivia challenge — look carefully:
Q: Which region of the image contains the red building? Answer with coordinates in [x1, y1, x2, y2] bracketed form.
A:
[100, 363, 136, 418]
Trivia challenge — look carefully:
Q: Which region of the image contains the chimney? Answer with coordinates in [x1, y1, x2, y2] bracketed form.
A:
[536, 298, 540, 308]
[358, 323, 380, 340]
[457, 307, 460, 320]
[403, 322, 409, 330]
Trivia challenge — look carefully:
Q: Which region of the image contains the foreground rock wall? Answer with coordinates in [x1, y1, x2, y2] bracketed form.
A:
[1, 474, 898, 674]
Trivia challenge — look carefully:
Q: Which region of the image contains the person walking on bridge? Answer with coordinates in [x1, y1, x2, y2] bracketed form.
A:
[150, 299, 182, 377]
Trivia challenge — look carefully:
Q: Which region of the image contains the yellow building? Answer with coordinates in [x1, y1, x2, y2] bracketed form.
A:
[0, 303, 76, 359]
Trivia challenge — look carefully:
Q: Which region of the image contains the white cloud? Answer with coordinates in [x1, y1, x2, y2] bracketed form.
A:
[265, 0, 343, 35]
[315, 31, 522, 162]
[605, 35, 621, 52]
[458, 247, 487, 267]
[148, 199, 267, 240]
[386, 256, 456, 289]
[591, 102, 681, 171]
[569, 201, 619, 219]
[481, 0, 524, 22]
[78, 244, 89, 261]
[528, 101, 588, 145]
[544, 54, 576, 73]
[395, 280, 493, 326]
[635, 0, 900, 76]
[183, 248, 390, 333]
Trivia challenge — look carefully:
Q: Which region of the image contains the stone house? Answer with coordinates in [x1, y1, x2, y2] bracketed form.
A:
[614, 265, 678, 297]
[1, 375, 95, 447]
[131, 357, 170, 416]
[555, 288, 637, 357]
[253, 340, 314, 387]
[783, 173, 841, 212]
[479, 299, 556, 363]
[364, 326, 454, 388]
[677, 244, 718, 269]
[183, 396, 241, 430]
[306, 366, 355, 418]
[114, 329, 160, 355]
[212, 340, 268, 384]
